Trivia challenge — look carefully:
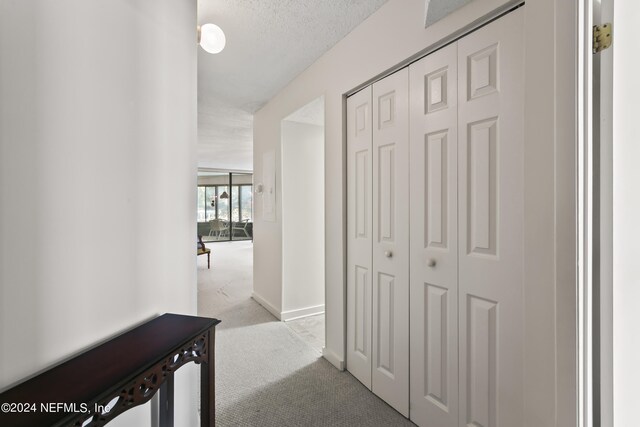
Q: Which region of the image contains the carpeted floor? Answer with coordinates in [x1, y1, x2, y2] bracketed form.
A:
[284, 313, 325, 354]
[197, 241, 415, 427]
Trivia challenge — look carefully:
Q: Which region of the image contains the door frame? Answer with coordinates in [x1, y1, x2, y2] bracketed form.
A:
[580, 0, 620, 425]
[578, 0, 594, 426]
[589, 0, 640, 425]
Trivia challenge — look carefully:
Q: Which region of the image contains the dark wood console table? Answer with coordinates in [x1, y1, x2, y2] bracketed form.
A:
[0, 313, 221, 427]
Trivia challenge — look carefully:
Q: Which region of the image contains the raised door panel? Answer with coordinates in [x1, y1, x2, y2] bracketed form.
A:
[377, 273, 396, 376]
[465, 296, 497, 427]
[467, 118, 497, 257]
[457, 9, 524, 427]
[378, 143, 396, 242]
[347, 87, 373, 388]
[372, 67, 410, 417]
[409, 42, 459, 427]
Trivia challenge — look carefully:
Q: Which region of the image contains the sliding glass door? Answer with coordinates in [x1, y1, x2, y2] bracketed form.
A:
[197, 172, 253, 242]
[230, 173, 253, 240]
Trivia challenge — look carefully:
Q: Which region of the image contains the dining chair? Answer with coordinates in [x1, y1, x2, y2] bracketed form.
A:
[232, 219, 251, 238]
[208, 219, 229, 239]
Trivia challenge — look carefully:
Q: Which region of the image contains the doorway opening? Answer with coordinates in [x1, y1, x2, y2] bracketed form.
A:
[280, 96, 326, 351]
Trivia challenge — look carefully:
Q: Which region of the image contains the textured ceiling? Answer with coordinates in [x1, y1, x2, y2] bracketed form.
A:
[197, 0, 389, 171]
[283, 96, 325, 127]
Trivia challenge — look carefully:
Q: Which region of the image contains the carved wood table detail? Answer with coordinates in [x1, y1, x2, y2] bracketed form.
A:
[0, 313, 221, 427]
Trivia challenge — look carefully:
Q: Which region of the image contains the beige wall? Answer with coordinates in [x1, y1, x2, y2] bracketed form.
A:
[253, 0, 578, 424]
[0, 1, 198, 425]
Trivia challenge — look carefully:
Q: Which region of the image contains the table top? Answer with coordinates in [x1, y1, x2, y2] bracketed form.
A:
[0, 313, 220, 427]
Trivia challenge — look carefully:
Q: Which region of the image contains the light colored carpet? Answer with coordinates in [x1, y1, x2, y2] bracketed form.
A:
[198, 241, 254, 316]
[197, 241, 414, 427]
[285, 313, 325, 354]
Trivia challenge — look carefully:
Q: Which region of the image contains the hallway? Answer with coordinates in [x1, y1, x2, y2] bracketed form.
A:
[197, 241, 414, 426]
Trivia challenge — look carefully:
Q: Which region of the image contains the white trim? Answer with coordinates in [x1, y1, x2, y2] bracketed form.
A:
[251, 293, 325, 322]
[322, 347, 345, 371]
[281, 304, 325, 322]
[251, 292, 281, 320]
[596, 0, 614, 424]
[578, 0, 594, 425]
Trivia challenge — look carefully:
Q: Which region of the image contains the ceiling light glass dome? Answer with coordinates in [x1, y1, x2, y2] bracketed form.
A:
[200, 23, 226, 54]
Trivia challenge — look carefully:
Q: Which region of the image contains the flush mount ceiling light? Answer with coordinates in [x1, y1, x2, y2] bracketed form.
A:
[198, 23, 226, 54]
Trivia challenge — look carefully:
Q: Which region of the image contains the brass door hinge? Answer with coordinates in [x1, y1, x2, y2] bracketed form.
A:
[593, 23, 612, 54]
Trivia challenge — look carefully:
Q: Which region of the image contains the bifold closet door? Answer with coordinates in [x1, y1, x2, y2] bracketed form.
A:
[349, 9, 523, 426]
[457, 8, 524, 427]
[347, 69, 410, 416]
[371, 68, 410, 416]
[347, 86, 373, 389]
[409, 43, 459, 427]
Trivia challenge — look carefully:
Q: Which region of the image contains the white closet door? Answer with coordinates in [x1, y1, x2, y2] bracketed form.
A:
[347, 87, 373, 389]
[457, 8, 524, 427]
[409, 42, 459, 427]
[372, 67, 410, 416]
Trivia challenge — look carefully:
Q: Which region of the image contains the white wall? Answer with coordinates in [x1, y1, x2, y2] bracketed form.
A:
[612, 0, 640, 424]
[281, 121, 325, 320]
[253, 0, 578, 424]
[0, 1, 198, 426]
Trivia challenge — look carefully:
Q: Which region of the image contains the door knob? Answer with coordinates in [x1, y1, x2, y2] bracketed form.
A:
[384, 250, 393, 258]
[427, 258, 436, 267]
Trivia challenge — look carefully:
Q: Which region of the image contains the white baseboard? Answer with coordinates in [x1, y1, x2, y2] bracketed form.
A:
[281, 304, 325, 322]
[251, 292, 281, 320]
[322, 347, 345, 371]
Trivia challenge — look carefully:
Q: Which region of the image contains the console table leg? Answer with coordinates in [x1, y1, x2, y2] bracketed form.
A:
[159, 372, 175, 427]
[200, 328, 215, 427]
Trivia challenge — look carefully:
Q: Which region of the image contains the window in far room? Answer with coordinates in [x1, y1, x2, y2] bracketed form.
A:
[197, 171, 253, 242]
